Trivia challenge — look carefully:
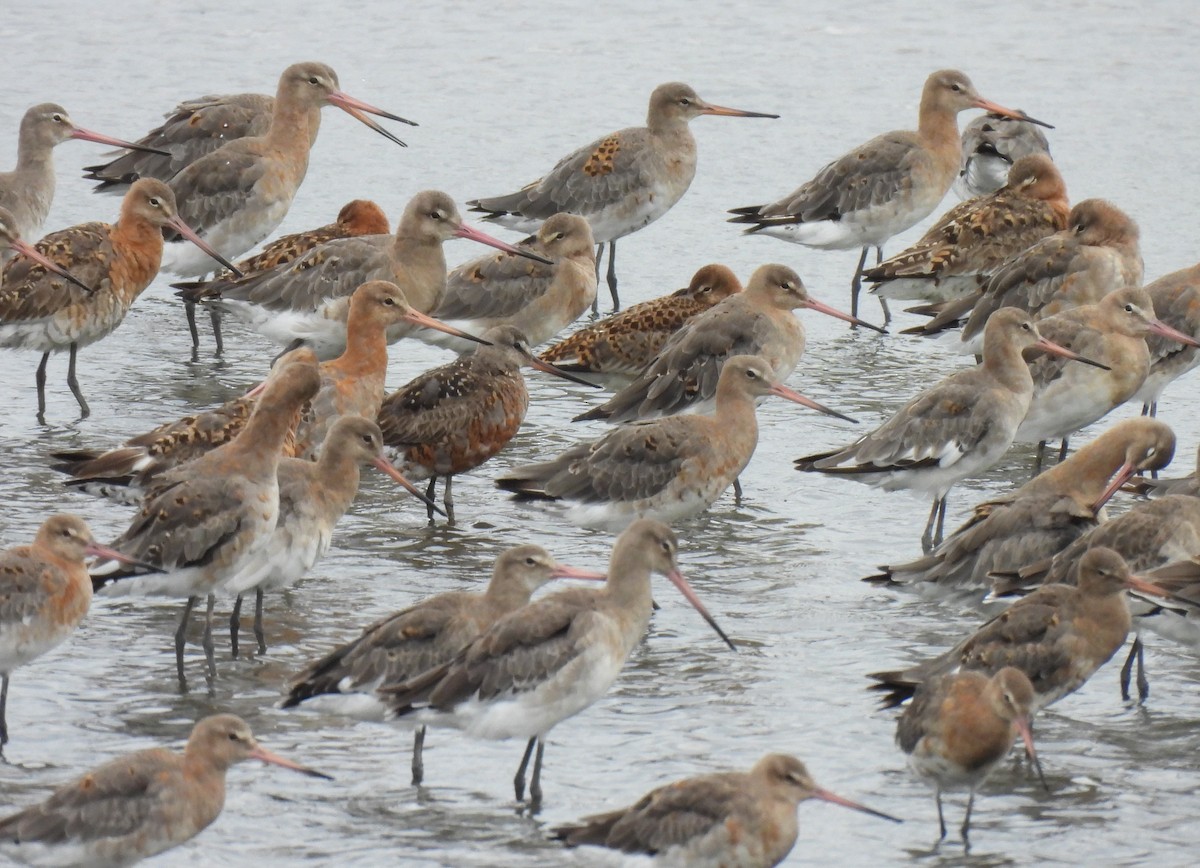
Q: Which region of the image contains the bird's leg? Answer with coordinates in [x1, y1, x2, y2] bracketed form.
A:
[733, 477, 743, 505]
[1120, 636, 1149, 702]
[935, 790, 946, 842]
[850, 245, 870, 322]
[528, 738, 546, 812]
[175, 597, 197, 690]
[934, 496, 948, 548]
[961, 791, 974, 851]
[411, 726, 426, 785]
[874, 246, 891, 323]
[66, 344, 90, 418]
[0, 674, 9, 747]
[591, 242, 604, 316]
[1057, 438, 1070, 463]
[605, 240, 619, 312]
[425, 477, 438, 523]
[444, 475, 455, 525]
[921, 498, 942, 554]
[229, 594, 243, 659]
[202, 594, 216, 684]
[185, 301, 200, 350]
[513, 736, 537, 801]
[35, 351, 49, 423]
[254, 588, 266, 654]
[1034, 441, 1047, 477]
[210, 307, 224, 356]
[1149, 402, 1158, 419]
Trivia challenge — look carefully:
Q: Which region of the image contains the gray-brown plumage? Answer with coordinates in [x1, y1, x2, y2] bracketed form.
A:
[797, 308, 1101, 552]
[553, 754, 897, 867]
[870, 547, 1168, 710]
[283, 544, 602, 783]
[0, 103, 166, 240]
[427, 213, 596, 352]
[221, 416, 429, 657]
[379, 519, 733, 807]
[954, 113, 1053, 199]
[1132, 263, 1200, 415]
[470, 82, 777, 312]
[89, 354, 320, 687]
[911, 199, 1143, 346]
[541, 263, 743, 374]
[501, 355, 841, 531]
[0, 714, 326, 866]
[83, 93, 282, 193]
[868, 154, 1069, 303]
[575, 263, 875, 424]
[867, 418, 1176, 592]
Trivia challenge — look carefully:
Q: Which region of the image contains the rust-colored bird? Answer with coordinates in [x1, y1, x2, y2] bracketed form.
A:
[0, 714, 328, 866]
[897, 667, 1043, 847]
[870, 547, 1170, 711]
[282, 544, 605, 784]
[470, 81, 778, 312]
[501, 355, 850, 530]
[867, 418, 1176, 593]
[0, 102, 167, 240]
[0, 206, 93, 292]
[425, 213, 597, 352]
[0, 179, 238, 421]
[0, 515, 142, 750]
[867, 154, 1069, 303]
[553, 754, 899, 867]
[541, 263, 743, 375]
[378, 325, 598, 522]
[730, 70, 1050, 320]
[575, 263, 877, 424]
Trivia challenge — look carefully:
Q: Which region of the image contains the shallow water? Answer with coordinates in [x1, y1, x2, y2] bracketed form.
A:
[2, 1, 1199, 865]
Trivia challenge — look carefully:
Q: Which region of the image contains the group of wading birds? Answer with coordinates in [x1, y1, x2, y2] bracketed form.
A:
[0, 61, 1197, 865]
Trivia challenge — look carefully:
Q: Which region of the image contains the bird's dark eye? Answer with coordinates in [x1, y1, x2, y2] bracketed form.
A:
[1021, 322, 1032, 331]
[951, 83, 962, 92]
[383, 297, 396, 306]
[228, 732, 239, 741]
[555, 233, 565, 241]
[525, 557, 536, 566]
[308, 76, 320, 85]
[429, 212, 443, 221]
[679, 98, 691, 106]
[148, 197, 161, 208]
[1124, 304, 1135, 313]
[699, 286, 712, 293]
[746, 369, 758, 379]
[52, 113, 65, 123]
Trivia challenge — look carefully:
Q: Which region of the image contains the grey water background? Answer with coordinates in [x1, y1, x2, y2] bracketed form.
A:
[1, 1, 1198, 864]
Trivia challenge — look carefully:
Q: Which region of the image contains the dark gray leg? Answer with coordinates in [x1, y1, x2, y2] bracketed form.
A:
[961, 791, 974, 850]
[1034, 441, 1047, 477]
[921, 497, 943, 554]
[528, 738, 546, 810]
[35, 351, 49, 423]
[850, 245, 870, 322]
[425, 477, 438, 522]
[210, 307, 224, 356]
[175, 597, 197, 689]
[202, 594, 216, 683]
[733, 477, 743, 505]
[1057, 438, 1070, 462]
[874, 246, 891, 322]
[411, 725, 427, 785]
[933, 496, 949, 548]
[229, 594, 243, 659]
[605, 240, 619, 312]
[444, 475, 455, 525]
[514, 735, 537, 801]
[254, 588, 266, 654]
[1120, 636, 1149, 702]
[185, 301, 200, 349]
[935, 790, 946, 841]
[0, 674, 9, 747]
[66, 344, 89, 418]
[591, 242, 603, 316]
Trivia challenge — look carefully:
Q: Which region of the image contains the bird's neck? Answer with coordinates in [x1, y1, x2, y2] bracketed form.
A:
[981, 336, 1033, 394]
[108, 217, 165, 300]
[390, 235, 447, 311]
[331, 311, 390, 381]
[916, 99, 961, 168]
